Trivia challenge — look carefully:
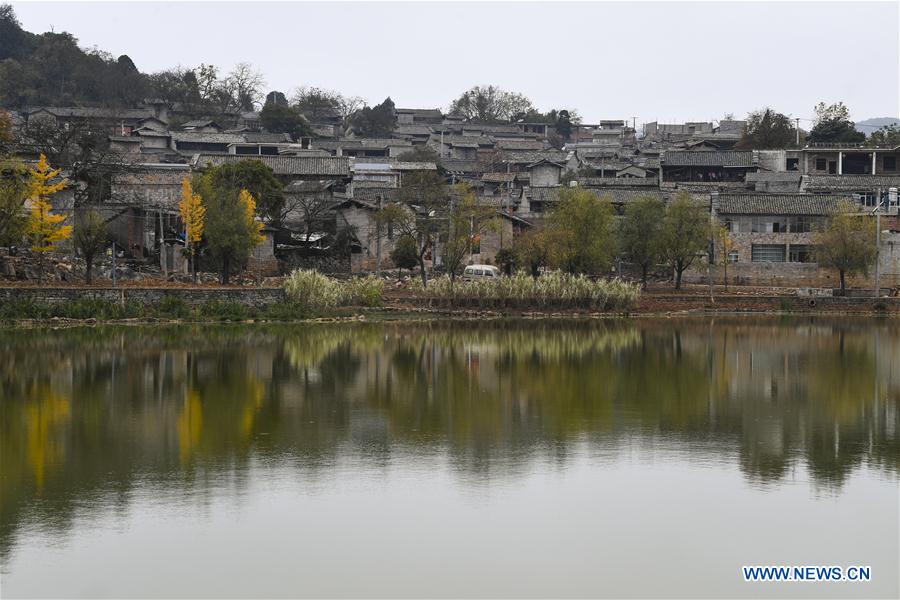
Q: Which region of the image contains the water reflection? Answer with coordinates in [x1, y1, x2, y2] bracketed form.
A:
[1, 318, 898, 567]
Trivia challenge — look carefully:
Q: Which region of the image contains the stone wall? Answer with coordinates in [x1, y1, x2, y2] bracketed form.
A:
[0, 286, 286, 308]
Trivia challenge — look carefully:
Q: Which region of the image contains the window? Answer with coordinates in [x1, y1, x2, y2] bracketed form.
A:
[751, 244, 786, 263]
[786, 158, 799, 171]
[884, 156, 897, 172]
[789, 216, 813, 233]
[815, 158, 827, 171]
[728, 251, 739, 263]
[856, 191, 877, 207]
[789, 245, 813, 263]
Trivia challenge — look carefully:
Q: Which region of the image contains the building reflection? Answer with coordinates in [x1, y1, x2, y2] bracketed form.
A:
[1, 318, 898, 561]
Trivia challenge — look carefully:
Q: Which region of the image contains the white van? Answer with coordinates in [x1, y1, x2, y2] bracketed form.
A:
[462, 264, 501, 282]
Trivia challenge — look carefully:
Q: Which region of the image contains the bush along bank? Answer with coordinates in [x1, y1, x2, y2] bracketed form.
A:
[283, 270, 384, 310]
[409, 272, 641, 311]
[0, 297, 331, 323]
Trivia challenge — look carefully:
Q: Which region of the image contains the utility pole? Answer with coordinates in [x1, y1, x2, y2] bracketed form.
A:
[159, 208, 168, 279]
[375, 194, 382, 277]
[111, 241, 117, 288]
[795, 118, 800, 146]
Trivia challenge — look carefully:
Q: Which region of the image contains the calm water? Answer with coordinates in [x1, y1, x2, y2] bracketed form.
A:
[1, 318, 898, 598]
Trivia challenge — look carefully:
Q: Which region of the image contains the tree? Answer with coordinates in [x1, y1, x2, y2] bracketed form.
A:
[514, 228, 549, 278]
[224, 62, 265, 112]
[390, 234, 418, 280]
[814, 204, 877, 295]
[619, 196, 665, 288]
[867, 124, 900, 147]
[179, 177, 205, 281]
[396, 146, 440, 164]
[448, 85, 534, 122]
[377, 170, 448, 287]
[808, 102, 865, 145]
[348, 97, 396, 137]
[0, 158, 28, 248]
[441, 184, 497, 283]
[73, 208, 106, 284]
[660, 193, 710, 290]
[545, 188, 616, 275]
[736, 108, 798, 149]
[494, 247, 516, 275]
[292, 87, 364, 124]
[25, 154, 70, 283]
[208, 160, 284, 224]
[265, 90, 288, 107]
[195, 173, 264, 284]
[712, 223, 736, 290]
[259, 102, 312, 141]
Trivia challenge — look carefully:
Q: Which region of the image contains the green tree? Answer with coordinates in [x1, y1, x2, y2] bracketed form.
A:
[514, 228, 549, 278]
[814, 204, 877, 295]
[448, 85, 534, 122]
[867, 124, 900, 147]
[619, 196, 665, 288]
[348, 97, 396, 137]
[259, 102, 312, 141]
[494, 247, 516, 275]
[208, 160, 284, 225]
[194, 174, 264, 284]
[390, 234, 418, 280]
[545, 188, 616, 275]
[736, 108, 798, 149]
[73, 208, 107, 284]
[808, 102, 865, 145]
[713, 223, 736, 290]
[0, 158, 28, 248]
[661, 193, 709, 290]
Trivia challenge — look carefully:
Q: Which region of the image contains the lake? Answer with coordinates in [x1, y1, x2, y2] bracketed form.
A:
[1, 317, 897, 598]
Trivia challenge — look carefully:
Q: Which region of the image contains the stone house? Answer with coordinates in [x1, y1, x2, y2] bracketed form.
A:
[661, 150, 758, 183]
[800, 144, 900, 176]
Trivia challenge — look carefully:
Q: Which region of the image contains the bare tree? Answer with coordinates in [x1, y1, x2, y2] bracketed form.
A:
[225, 62, 266, 112]
[448, 85, 535, 122]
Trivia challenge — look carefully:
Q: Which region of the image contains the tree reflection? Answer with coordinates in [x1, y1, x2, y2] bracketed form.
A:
[0, 318, 897, 559]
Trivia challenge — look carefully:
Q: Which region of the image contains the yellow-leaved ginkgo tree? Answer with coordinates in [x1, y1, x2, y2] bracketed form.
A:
[25, 154, 70, 284]
[179, 177, 206, 282]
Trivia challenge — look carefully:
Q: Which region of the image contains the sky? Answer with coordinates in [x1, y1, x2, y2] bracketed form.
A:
[10, 1, 900, 126]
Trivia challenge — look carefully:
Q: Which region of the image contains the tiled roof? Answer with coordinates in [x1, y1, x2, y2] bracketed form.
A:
[495, 139, 546, 151]
[803, 175, 900, 190]
[351, 187, 400, 202]
[172, 132, 245, 144]
[528, 186, 664, 204]
[26, 106, 155, 120]
[192, 154, 351, 176]
[241, 132, 292, 143]
[716, 194, 845, 215]
[482, 172, 518, 183]
[663, 150, 755, 167]
[578, 177, 659, 187]
[440, 159, 481, 173]
[393, 125, 433, 136]
[501, 149, 568, 164]
[746, 172, 802, 182]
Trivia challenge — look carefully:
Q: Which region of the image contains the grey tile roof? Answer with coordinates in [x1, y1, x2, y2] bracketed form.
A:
[663, 150, 755, 167]
[528, 186, 663, 204]
[746, 172, 803, 182]
[172, 132, 246, 144]
[501, 149, 568, 164]
[803, 175, 900, 190]
[192, 154, 351, 176]
[27, 106, 155, 120]
[578, 177, 659, 187]
[716, 194, 845, 215]
[440, 159, 481, 173]
[241, 132, 292, 143]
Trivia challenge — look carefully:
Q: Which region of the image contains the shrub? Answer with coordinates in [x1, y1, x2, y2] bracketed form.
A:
[155, 295, 190, 318]
[345, 275, 384, 307]
[284, 269, 345, 310]
[198, 300, 249, 321]
[409, 271, 640, 311]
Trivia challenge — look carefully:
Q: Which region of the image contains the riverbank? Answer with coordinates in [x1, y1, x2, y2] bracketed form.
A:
[1, 284, 898, 326]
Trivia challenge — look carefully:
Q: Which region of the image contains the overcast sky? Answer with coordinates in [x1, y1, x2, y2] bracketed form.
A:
[10, 1, 900, 126]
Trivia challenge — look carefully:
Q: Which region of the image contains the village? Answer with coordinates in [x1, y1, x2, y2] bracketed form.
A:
[3, 97, 898, 297]
[1, 55, 899, 307]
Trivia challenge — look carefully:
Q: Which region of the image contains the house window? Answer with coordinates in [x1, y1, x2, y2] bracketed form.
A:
[789, 245, 813, 263]
[727, 251, 739, 263]
[786, 158, 799, 171]
[884, 156, 897, 171]
[856, 191, 877, 207]
[815, 158, 827, 171]
[751, 244, 786, 263]
[789, 216, 813, 233]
